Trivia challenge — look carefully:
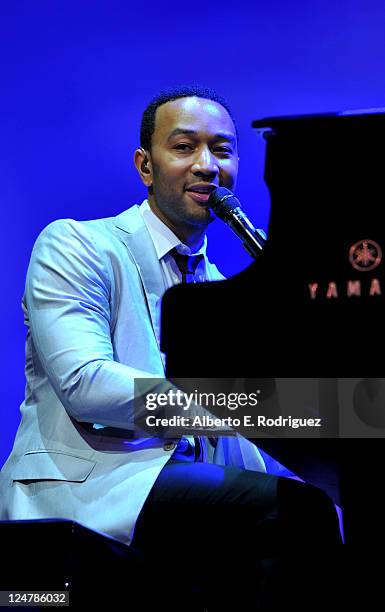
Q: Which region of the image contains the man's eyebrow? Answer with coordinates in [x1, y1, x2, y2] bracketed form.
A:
[167, 128, 236, 144]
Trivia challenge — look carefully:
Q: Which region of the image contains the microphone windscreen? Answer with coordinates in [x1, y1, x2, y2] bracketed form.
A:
[208, 187, 242, 220]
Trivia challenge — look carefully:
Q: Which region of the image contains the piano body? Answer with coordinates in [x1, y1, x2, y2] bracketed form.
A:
[161, 110, 385, 545]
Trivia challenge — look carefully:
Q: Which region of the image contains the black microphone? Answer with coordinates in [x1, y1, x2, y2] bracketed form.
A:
[208, 187, 266, 259]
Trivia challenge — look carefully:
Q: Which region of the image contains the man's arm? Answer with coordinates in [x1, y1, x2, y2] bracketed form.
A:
[25, 219, 233, 437]
[26, 218, 165, 430]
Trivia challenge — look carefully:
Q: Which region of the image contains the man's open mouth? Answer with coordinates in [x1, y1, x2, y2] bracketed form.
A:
[185, 184, 217, 204]
[186, 191, 211, 203]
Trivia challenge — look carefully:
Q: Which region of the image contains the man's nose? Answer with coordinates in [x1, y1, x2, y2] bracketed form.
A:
[191, 146, 219, 176]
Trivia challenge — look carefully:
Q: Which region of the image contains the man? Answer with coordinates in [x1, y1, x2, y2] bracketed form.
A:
[1, 86, 341, 609]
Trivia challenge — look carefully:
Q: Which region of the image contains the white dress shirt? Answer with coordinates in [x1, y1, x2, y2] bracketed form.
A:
[139, 199, 211, 359]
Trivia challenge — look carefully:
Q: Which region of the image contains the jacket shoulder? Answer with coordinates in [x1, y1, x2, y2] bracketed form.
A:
[32, 207, 139, 255]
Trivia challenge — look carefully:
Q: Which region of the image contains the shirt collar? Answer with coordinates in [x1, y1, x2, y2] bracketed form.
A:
[139, 199, 208, 260]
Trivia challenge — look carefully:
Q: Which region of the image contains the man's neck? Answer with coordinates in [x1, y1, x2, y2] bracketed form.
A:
[147, 199, 206, 251]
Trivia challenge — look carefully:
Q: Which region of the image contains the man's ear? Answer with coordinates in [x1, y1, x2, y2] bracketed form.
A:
[134, 147, 153, 187]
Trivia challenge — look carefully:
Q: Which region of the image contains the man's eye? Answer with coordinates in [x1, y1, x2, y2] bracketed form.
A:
[214, 147, 233, 154]
[174, 143, 193, 151]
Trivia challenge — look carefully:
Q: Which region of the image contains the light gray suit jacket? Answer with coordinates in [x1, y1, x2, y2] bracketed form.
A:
[0, 205, 276, 545]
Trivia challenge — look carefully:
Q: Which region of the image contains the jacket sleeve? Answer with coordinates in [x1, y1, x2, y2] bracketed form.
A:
[25, 218, 166, 430]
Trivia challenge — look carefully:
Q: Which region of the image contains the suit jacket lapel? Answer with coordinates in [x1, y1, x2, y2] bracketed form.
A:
[114, 205, 166, 350]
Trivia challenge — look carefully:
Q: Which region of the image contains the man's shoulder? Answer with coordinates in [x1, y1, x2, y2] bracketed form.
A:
[71, 203, 144, 237]
[34, 205, 144, 250]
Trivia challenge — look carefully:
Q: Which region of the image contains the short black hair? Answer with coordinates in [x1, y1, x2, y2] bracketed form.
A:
[140, 85, 238, 151]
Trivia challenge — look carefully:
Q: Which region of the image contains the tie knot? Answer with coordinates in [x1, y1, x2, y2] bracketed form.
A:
[171, 248, 204, 282]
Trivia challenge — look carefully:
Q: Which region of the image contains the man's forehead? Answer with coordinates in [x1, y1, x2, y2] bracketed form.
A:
[154, 96, 236, 139]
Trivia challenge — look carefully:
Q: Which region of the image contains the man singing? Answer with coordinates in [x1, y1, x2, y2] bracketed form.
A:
[1, 85, 342, 610]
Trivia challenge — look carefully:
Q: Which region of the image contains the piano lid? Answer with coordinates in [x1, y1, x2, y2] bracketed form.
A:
[161, 109, 385, 379]
[252, 107, 385, 133]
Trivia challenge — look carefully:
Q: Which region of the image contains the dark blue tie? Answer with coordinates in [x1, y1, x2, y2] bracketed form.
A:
[170, 248, 203, 283]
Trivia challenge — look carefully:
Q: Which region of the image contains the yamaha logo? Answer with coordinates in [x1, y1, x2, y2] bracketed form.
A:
[308, 240, 382, 299]
[349, 239, 382, 272]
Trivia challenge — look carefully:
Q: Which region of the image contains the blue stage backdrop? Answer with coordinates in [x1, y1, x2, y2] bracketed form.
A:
[1, 0, 385, 466]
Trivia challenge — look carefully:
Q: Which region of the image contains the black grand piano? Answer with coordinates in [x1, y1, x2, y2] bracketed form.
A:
[161, 110, 385, 548]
